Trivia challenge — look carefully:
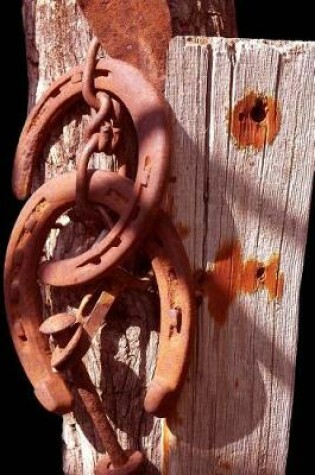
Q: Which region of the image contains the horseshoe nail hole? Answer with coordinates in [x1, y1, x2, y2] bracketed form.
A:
[78, 256, 102, 267]
[168, 267, 177, 281]
[50, 88, 61, 98]
[95, 69, 109, 78]
[14, 321, 28, 342]
[250, 98, 267, 123]
[256, 265, 266, 282]
[169, 308, 182, 336]
[112, 236, 122, 247]
[144, 155, 152, 170]
[90, 256, 102, 265]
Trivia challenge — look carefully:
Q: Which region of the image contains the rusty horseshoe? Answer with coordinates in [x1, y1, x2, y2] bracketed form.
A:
[13, 57, 170, 287]
[4, 170, 194, 417]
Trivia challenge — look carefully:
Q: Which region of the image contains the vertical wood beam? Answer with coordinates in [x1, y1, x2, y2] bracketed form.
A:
[164, 36, 314, 474]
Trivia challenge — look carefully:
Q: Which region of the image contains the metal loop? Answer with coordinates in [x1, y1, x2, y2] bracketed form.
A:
[79, 40, 123, 222]
[84, 91, 112, 141]
[76, 89, 121, 222]
[82, 36, 102, 110]
[75, 133, 99, 219]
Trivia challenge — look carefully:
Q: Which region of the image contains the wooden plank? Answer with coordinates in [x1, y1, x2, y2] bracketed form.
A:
[164, 36, 315, 474]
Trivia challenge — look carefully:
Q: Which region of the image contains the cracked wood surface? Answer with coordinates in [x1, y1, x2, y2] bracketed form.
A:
[164, 36, 314, 474]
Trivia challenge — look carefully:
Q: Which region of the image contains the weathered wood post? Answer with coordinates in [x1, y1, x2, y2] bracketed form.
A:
[19, 1, 314, 474]
[164, 36, 314, 474]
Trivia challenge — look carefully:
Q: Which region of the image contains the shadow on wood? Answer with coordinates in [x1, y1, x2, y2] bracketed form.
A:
[163, 36, 314, 474]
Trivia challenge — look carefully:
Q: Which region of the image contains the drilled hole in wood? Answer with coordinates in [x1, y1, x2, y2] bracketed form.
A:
[230, 91, 280, 150]
[256, 265, 266, 282]
[250, 98, 267, 123]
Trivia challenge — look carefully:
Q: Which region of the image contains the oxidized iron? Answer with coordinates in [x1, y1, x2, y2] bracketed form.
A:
[40, 272, 150, 372]
[40, 300, 144, 474]
[71, 362, 144, 475]
[13, 55, 170, 287]
[77, 0, 172, 91]
[4, 171, 194, 417]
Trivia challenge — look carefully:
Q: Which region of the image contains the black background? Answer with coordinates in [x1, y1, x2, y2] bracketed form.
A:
[1, 2, 312, 473]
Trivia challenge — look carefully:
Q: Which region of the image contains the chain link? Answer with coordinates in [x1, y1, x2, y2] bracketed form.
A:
[76, 37, 122, 223]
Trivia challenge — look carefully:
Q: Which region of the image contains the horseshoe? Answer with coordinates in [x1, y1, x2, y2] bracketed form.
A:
[13, 57, 170, 287]
[4, 171, 194, 417]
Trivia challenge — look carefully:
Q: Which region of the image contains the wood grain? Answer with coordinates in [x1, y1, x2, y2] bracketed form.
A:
[164, 36, 315, 474]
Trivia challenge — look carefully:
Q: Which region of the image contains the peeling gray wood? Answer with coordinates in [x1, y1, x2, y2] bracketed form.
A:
[164, 36, 315, 474]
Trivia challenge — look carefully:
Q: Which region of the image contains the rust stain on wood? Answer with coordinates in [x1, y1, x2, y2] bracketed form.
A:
[196, 240, 284, 325]
[230, 91, 281, 150]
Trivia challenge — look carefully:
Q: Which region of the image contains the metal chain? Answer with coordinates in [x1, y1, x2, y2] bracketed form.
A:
[76, 37, 122, 222]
